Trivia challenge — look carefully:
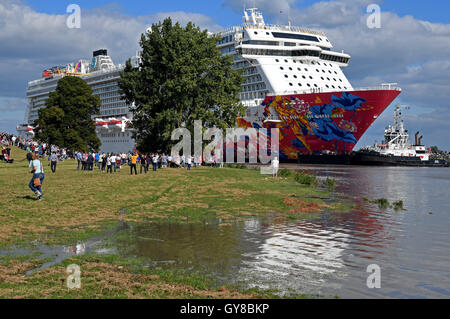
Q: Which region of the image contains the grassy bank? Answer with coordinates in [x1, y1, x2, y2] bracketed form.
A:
[0, 146, 343, 298]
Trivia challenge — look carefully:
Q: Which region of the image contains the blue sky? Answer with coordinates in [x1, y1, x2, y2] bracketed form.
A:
[1, 0, 450, 149]
[25, 0, 450, 24]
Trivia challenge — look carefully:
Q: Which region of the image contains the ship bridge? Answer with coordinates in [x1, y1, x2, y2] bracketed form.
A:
[216, 8, 353, 107]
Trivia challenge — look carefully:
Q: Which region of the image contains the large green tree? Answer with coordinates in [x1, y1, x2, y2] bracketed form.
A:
[34, 76, 101, 152]
[119, 18, 245, 153]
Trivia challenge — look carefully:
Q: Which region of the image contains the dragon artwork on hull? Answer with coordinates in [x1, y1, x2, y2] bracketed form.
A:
[237, 90, 401, 161]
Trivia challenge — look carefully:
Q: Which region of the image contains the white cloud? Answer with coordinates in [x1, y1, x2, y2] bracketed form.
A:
[0, 0, 221, 97]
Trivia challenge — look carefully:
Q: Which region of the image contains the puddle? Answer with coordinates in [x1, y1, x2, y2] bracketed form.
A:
[0, 220, 129, 275]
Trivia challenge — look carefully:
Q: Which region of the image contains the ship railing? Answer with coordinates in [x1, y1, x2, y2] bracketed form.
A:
[246, 24, 325, 36]
[265, 84, 401, 97]
[27, 64, 126, 87]
[353, 84, 402, 91]
[219, 26, 244, 35]
[218, 24, 325, 37]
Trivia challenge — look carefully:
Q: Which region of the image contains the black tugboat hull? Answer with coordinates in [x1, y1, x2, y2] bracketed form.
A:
[293, 151, 448, 167]
[350, 151, 448, 167]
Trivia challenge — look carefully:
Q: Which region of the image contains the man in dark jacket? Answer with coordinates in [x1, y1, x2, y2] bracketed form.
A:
[88, 153, 94, 171]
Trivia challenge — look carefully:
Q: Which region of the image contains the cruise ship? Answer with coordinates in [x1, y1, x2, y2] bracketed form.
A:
[18, 49, 141, 153]
[220, 9, 401, 160]
[19, 8, 401, 158]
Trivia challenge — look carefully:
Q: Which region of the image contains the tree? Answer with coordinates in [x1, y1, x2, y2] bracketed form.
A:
[119, 18, 245, 153]
[34, 76, 101, 152]
[430, 146, 439, 154]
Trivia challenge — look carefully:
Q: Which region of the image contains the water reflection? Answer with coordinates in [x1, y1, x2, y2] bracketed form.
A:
[113, 166, 450, 298]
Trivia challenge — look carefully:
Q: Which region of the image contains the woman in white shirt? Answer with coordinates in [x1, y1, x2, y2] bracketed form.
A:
[28, 154, 45, 200]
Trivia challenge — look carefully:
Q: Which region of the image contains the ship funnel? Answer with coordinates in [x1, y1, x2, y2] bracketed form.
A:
[415, 132, 419, 145]
[93, 49, 108, 57]
[419, 136, 423, 145]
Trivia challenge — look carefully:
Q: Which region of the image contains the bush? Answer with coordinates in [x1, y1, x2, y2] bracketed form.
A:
[279, 168, 293, 177]
[294, 172, 318, 186]
[324, 178, 336, 189]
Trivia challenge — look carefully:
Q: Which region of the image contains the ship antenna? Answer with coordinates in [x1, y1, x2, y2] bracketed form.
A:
[288, 7, 291, 30]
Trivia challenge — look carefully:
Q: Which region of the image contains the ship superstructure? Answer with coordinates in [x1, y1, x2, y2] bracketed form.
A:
[217, 8, 352, 109]
[364, 105, 430, 160]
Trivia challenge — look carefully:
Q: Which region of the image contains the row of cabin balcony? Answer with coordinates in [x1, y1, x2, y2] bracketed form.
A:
[240, 40, 331, 51]
[237, 47, 350, 65]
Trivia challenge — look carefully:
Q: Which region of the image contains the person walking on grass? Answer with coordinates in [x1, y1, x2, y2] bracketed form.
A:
[26, 151, 33, 163]
[82, 152, 88, 170]
[76, 151, 82, 170]
[88, 153, 94, 171]
[152, 153, 159, 172]
[130, 153, 138, 175]
[110, 153, 116, 173]
[28, 154, 45, 200]
[140, 154, 146, 174]
[50, 151, 59, 173]
[95, 152, 100, 169]
[98, 152, 103, 171]
[101, 153, 107, 172]
[106, 153, 112, 174]
[116, 154, 121, 172]
[146, 153, 151, 174]
[186, 155, 192, 171]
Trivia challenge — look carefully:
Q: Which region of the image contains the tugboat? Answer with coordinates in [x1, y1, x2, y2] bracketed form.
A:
[351, 105, 448, 167]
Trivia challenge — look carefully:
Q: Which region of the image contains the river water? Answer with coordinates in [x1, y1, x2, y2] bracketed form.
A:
[112, 166, 450, 299]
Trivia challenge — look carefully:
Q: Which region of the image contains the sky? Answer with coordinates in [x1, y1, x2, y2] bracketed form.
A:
[1, 0, 449, 149]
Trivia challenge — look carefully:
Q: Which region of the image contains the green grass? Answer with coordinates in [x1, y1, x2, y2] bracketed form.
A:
[0, 147, 327, 246]
[0, 146, 349, 299]
[279, 168, 294, 178]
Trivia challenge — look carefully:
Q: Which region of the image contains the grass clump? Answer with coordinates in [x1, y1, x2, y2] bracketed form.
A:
[324, 178, 336, 190]
[371, 198, 390, 209]
[365, 198, 406, 211]
[392, 200, 406, 211]
[294, 172, 318, 187]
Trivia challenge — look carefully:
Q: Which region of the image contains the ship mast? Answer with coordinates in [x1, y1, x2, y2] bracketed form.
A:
[243, 8, 265, 27]
[384, 104, 410, 150]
